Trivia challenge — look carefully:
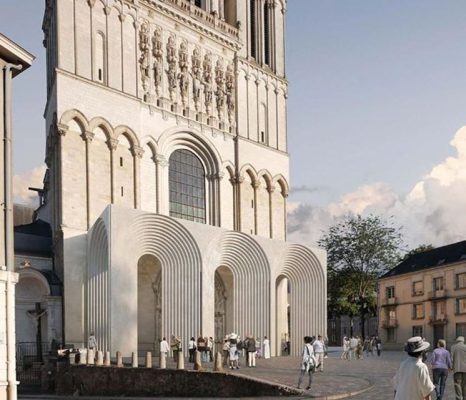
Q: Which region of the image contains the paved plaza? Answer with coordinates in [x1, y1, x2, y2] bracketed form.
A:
[19, 347, 460, 399]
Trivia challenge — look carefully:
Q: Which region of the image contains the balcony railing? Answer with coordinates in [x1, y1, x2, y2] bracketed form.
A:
[381, 319, 398, 329]
[429, 289, 448, 299]
[429, 315, 448, 325]
[153, 0, 240, 39]
[381, 297, 398, 306]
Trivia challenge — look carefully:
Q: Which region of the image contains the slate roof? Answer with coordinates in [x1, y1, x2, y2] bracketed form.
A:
[380, 240, 466, 279]
[14, 219, 52, 257]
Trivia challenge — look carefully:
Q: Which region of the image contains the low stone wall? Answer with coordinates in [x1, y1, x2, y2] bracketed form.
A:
[56, 365, 300, 397]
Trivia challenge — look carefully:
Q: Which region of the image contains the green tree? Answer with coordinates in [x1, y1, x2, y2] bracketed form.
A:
[319, 214, 404, 338]
[402, 244, 435, 261]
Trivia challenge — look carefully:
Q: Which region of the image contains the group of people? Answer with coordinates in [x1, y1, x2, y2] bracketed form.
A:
[222, 333, 271, 369]
[340, 335, 382, 360]
[297, 335, 327, 390]
[394, 335, 466, 400]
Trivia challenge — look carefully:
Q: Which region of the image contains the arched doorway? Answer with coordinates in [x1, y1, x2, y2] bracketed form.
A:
[214, 266, 234, 352]
[276, 275, 290, 356]
[137, 254, 162, 356]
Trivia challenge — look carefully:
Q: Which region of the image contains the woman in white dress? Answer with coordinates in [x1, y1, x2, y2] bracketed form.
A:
[263, 336, 271, 359]
[228, 333, 239, 369]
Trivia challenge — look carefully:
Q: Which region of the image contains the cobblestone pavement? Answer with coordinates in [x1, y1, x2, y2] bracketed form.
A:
[19, 349, 458, 399]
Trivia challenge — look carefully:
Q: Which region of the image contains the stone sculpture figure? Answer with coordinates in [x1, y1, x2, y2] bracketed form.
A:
[203, 52, 213, 114]
[139, 22, 151, 93]
[225, 62, 235, 122]
[152, 26, 163, 95]
[191, 46, 202, 110]
[166, 35, 177, 101]
[178, 41, 189, 106]
[215, 58, 226, 119]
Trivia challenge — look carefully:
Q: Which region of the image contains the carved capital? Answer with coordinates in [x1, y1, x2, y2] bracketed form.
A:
[267, 184, 276, 194]
[107, 138, 119, 151]
[82, 131, 95, 143]
[119, 13, 126, 22]
[255, 78, 261, 86]
[56, 123, 68, 137]
[237, 175, 245, 184]
[155, 155, 169, 167]
[252, 181, 261, 189]
[131, 145, 145, 159]
[245, 73, 251, 82]
[87, 0, 96, 7]
[104, 6, 112, 15]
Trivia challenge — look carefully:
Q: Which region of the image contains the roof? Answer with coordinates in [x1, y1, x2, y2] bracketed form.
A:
[381, 240, 466, 279]
[0, 33, 34, 76]
[14, 219, 52, 257]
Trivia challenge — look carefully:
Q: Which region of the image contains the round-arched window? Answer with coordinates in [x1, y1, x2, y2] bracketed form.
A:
[169, 149, 206, 224]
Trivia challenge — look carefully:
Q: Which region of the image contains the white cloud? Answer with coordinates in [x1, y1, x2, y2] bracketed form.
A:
[288, 126, 466, 249]
[13, 165, 46, 207]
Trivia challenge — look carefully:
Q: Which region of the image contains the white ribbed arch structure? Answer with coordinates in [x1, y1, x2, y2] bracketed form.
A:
[217, 231, 270, 340]
[128, 213, 202, 351]
[280, 244, 326, 356]
[87, 217, 111, 351]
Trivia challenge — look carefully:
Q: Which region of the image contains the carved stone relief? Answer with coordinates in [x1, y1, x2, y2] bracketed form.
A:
[215, 58, 225, 119]
[166, 34, 177, 101]
[225, 62, 235, 123]
[203, 52, 213, 114]
[152, 26, 163, 95]
[191, 46, 202, 111]
[139, 22, 151, 94]
[177, 40, 189, 106]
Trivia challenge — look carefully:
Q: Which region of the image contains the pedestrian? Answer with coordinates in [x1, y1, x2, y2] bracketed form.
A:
[263, 335, 271, 359]
[208, 336, 214, 362]
[376, 336, 382, 356]
[393, 336, 434, 400]
[188, 337, 196, 363]
[313, 335, 325, 372]
[197, 336, 207, 362]
[246, 335, 257, 367]
[228, 333, 239, 369]
[431, 339, 452, 400]
[255, 337, 261, 359]
[341, 336, 350, 360]
[222, 337, 230, 366]
[349, 335, 358, 360]
[356, 336, 363, 359]
[297, 336, 316, 391]
[170, 335, 182, 362]
[160, 337, 169, 359]
[88, 332, 97, 350]
[364, 337, 371, 357]
[451, 335, 466, 400]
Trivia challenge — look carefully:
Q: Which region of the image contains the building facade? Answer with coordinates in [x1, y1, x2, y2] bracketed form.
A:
[37, 0, 326, 357]
[378, 241, 466, 350]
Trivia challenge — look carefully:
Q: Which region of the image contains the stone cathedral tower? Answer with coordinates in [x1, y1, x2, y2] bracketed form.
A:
[41, 0, 326, 356]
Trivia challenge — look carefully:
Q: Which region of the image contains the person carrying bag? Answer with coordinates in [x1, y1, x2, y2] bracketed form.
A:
[297, 336, 316, 391]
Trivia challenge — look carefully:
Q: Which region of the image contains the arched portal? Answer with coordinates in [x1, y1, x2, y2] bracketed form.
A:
[214, 266, 234, 348]
[275, 275, 290, 356]
[137, 254, 162, 356]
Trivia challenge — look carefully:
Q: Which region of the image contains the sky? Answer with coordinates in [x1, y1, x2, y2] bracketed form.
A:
[2, 1, 466, 249]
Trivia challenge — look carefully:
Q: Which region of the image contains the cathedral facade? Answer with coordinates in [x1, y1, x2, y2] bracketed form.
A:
[40, 0, 326, 356]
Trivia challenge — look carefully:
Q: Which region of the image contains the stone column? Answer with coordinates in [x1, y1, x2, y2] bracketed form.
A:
[252, 180, 260, 235]
[267, 184, 275, 239]
[155, 155, 169, 215]
[131, 145, 144, 209]
[82, 131, 94, 229]
[107, 138, 119, 203]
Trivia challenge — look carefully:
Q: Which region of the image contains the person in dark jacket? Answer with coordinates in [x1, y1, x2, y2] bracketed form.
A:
[245, 335, 257, 367]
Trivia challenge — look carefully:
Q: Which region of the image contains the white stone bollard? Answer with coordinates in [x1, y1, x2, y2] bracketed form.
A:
[159, 352, 166, 369]
[194, 350, 203, 371]
[69, 352, 76, 365]
[116, 351, 123, 368]
[176, 350, 184, 370]
[132, 352, 138, 368]
[104, 351, 111, 366]
[87, 348, 95, 365]
[96, 351, 104, 366]
[145, 352, 152, 368]
[79, 348, 87, 365]
[214, 352, 224, 372]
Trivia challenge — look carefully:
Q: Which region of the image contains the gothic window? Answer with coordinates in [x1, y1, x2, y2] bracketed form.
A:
[95, 31, 106, 84]
[264, 2, 270, 66]
[169, 149, 206, 224]
[250, 0, 256, 59]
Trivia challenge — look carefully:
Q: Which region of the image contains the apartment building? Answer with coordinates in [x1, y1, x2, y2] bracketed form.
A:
[378, 241, 466, 349]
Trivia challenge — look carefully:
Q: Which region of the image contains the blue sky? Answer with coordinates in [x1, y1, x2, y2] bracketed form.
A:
[2, 1, 466, 246]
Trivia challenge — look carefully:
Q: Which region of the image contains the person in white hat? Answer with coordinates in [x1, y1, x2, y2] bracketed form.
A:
[393, 336, 434, 400]
[451, 336, 466, 400]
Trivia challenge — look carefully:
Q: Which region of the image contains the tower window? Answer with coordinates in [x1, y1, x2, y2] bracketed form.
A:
[251, 199, 254, 208]
[169, 149, 206, 224]
[250, 0, 256, 59]
[261, 131, 265, 143]
[264, 2, 270, 66]
[121, 186, 124, 197]
[120, 157, 123, 167]
[194, 0, 202, 7]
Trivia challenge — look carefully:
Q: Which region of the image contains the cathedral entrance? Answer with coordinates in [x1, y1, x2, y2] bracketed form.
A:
[137, 255, 162, 357]
[276, 275, 290, 356]
[214, 266, 233, 353]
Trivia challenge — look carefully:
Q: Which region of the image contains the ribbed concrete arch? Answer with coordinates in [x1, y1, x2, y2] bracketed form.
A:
[280, 244, 326, 356]
[129, 214, 202, 350]
[217, 231, 270, 340]
[87, 217, 110, 351]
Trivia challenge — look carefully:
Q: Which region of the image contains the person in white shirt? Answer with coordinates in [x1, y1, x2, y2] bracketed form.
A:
[349, 336, 358, 360]
[188, 337, 196, 363]
[297, 336, 316, 391]
[160, 337, 169, 358]
[341, 336, 350, 360]
[313, 335, 325, 372]
[263, 336, 271, 359]
[393, 336, 434, 400]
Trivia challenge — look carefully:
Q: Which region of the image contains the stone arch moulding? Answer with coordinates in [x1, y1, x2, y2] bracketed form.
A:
[128, 213, 203, 353]
[278, 244, 326, 356]
[16, 268, 51, 300]
[59, 109, 89, 132]
[114, 125, 141, 150]
[208, 231, 271, 342]
[239, 164, 259, 184]
[88, 116, 114, 142]
[257, 169, 274, 190]
[273, 174, 289, 197]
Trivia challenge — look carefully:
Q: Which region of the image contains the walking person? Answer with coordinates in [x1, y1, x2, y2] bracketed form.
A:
[170, 335, 182, 362]
[431, 339, 452, 400]
[188, 337, 196, 363]
[160, 337, 169, 358]
[349, 335, 358, 361]
[313, 335, 325, 371]
[393, 336, 434, 400]
[228, 333, 239, 369]
[263, 336, 271, 359]
[222, 337, 230, 366]
[246, 335, 257, 367]
[341, 336, 350, 360]
[451, 336, 466, 400]
[297, 336, 316, 391]
[208, 336, 214, 362]
[375, 336, 382, 356]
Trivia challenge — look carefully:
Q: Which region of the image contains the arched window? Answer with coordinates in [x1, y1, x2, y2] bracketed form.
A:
[250, 0, 257, 59]
[264, 2, 270, 66]
[169, 149, 206, 223]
